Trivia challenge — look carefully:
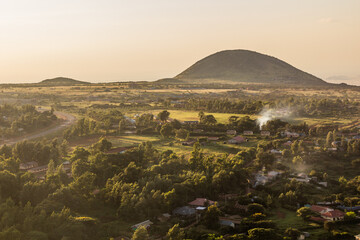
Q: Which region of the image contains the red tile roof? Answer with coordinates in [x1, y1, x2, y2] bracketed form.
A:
[231, 136, 246, 142]
[188, 198, 215, 207]
[321, 210, 345, 218]
[310, 205, 331, 213]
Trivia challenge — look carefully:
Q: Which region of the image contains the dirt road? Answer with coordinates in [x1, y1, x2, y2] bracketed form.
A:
[1, 111, 76, 146]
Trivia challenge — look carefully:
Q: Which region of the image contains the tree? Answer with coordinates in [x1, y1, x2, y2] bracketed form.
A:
[344, 211, 356, 221]
[248, 203, 265, 215]
[203, 204, 221, 229]
[132, 226, 149, 240]
[118, 119, 127, 133]
[91, 137, 112, 152]
[188, 142, 203, 170]
[292, 156, 304, 165]
[255, 152, 275, 167]
[201, 115, 217, 125]
[198, 111, 205, 121]
[282, 149, 291, 159]
[166, 224, 184, 240]
[326, 131, 333, 147]
[60, 139, 69, 156]
[158, 110, 170, 122]
[284, 228, 300, 240]
[324, 221, 336, 232]
[248, 228, 278, 240]
[296, 207, 312, 220]
[160, 124, 173, 138]
[175, 129, 189, 140]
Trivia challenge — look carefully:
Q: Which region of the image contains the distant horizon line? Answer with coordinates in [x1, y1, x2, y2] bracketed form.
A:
[0, 77, 359, 87]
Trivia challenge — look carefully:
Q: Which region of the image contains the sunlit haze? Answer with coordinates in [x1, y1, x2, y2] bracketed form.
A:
[0, 0, 359, 85]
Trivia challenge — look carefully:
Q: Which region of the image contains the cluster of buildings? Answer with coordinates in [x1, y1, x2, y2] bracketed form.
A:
[19, 160, 72, 179]
[309, 205, 345, 222]
[289, 173, 328, 188]
[253, 170, 283, 187]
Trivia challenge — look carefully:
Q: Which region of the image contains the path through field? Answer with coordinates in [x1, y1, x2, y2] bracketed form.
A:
[0, 111, 76, 146]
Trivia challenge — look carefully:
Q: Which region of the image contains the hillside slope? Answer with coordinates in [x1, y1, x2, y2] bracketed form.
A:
[40, 77, 89, 86]
[174, 50, 328, 86]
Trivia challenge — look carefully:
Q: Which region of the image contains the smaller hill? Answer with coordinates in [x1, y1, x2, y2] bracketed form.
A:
[39, 77, 90, 86]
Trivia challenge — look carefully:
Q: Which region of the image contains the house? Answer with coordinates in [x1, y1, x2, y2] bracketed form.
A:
[270, 149, 282, 154]
[28, 165, 48, 174]
[226, 130, 237, 135]
[173, 206, 196, 217]
[62, 161, 72, 172]
[219, 215, 242, 228]
[19, 161, 38, 170]
[331, 141, 341, 148]
[131, 220, 153, 231]
[234, 202, 249, 212]
[267, 170, 281, 180]
[207, 137, 219, 141]
[337, 206, 360, 212]
[310, 205, 333, 214]
[318, 182, 328, 187]
[157, 213, 171, 222]
[105, 147, 133, 154]
[261, 131, 270, 136]
[183, 121, 199, 125]
[228, 136, 246, 144]
[283, 131, 300, 138]
[243, 130, 254, 135]
[182, 141, 196, 146]
[188, 198, 215, 207]
[321, 210, 345, 221]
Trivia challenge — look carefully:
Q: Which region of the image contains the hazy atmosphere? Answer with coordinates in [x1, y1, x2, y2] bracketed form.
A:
[0, 2, 360, 239]
[1, 0, 359, 85]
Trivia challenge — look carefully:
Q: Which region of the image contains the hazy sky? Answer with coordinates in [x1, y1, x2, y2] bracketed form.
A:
[0, 0, 359, 85]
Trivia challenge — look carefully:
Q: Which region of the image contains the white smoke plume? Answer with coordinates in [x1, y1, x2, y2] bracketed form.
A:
[256, 107, 294, 130]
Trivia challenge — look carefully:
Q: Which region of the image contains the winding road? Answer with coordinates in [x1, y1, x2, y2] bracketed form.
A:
[0, 111, 76, 146]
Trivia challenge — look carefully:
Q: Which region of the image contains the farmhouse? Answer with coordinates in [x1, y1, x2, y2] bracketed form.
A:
[173, 206, 196, 217]
[310, 205, 333, 214]
[219, 215, 242, 228]
[226, 130, 237, 135]
[321, 210, 345, 221]
[131, 220, 153, 231]
[228, 136, 246, 144]
[261, 131, 270, 136]
[243, 130, 254, 135]
[207, 137, 220, 141]
[283, 131, 300, 138]
[19, 161, 38, 170]
[182, 141, 196, 146]
[188, 198, 215, 207]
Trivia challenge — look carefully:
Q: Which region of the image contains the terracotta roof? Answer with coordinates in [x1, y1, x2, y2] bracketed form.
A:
[310, 205, 331, 213]
[188, 198, 215, 207]
[230, 136, 246, 142]
[322, 210, 345, 218]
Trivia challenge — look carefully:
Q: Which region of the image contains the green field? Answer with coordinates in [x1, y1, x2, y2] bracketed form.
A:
[268, 208, 328, 240]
